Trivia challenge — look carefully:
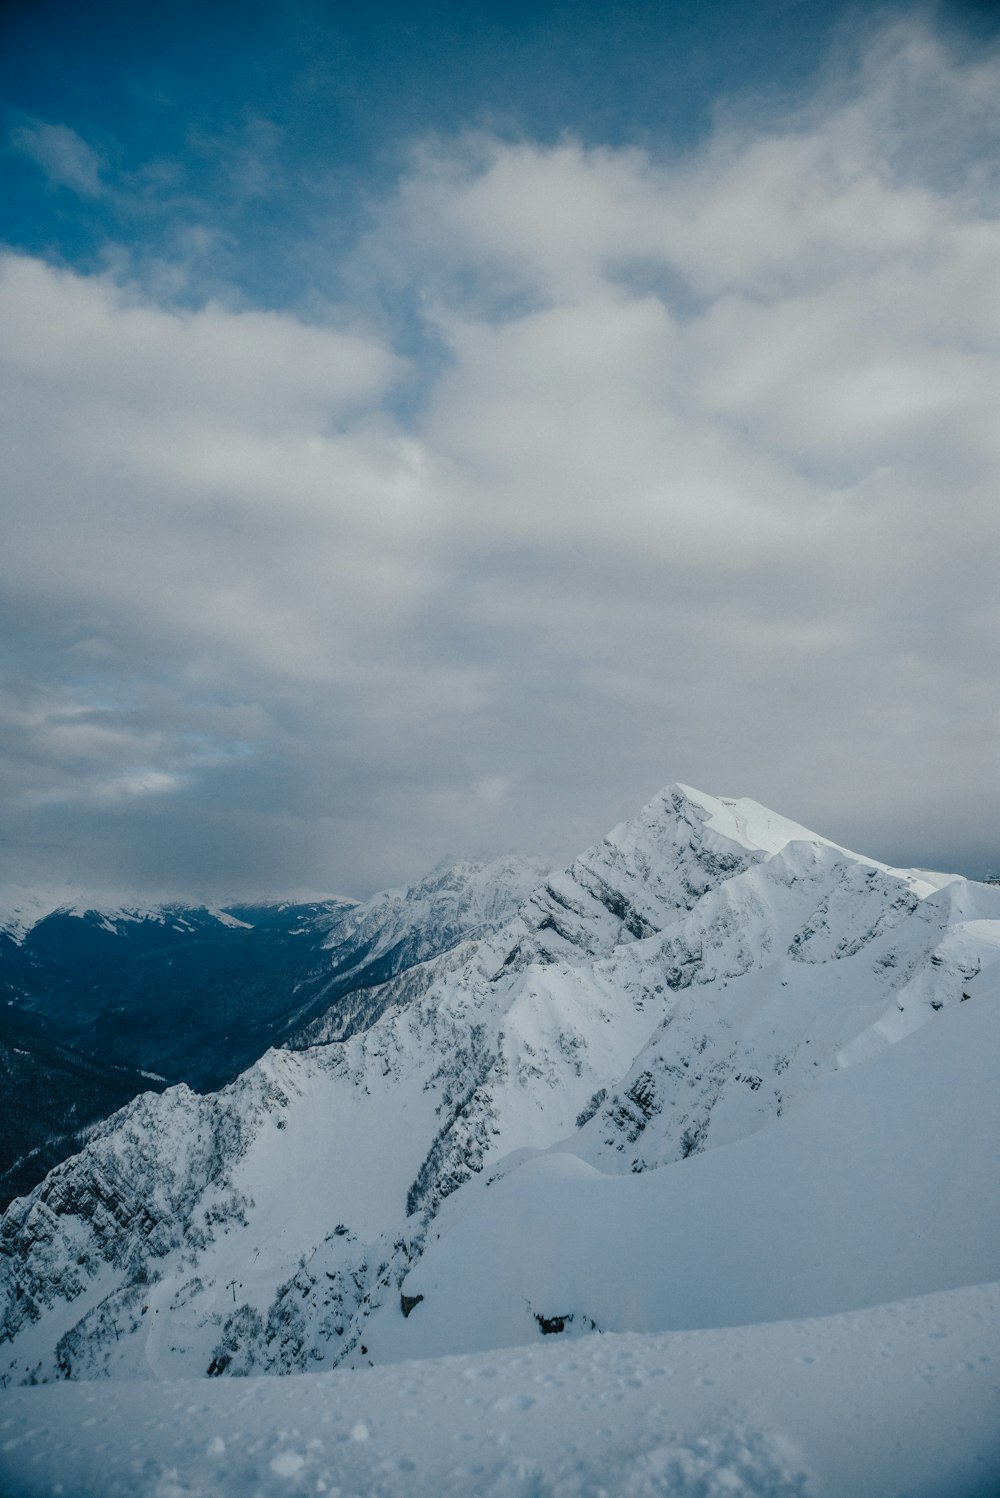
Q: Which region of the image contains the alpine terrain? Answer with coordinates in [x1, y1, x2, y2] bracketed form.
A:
[2, 783, 999, 1497]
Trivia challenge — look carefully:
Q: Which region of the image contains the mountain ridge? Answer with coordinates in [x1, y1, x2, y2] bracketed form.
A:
[0, 855, 546, 1207]
[2, 782, 998, 1389]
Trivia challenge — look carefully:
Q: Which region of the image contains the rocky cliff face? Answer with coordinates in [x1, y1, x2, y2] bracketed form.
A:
[3, 784, 997, 1388]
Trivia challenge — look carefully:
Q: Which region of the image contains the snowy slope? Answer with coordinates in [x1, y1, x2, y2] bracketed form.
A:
[367, 992, 1000, 1362]
[2, 783, 998, 1401]
[557, 840, 1000, 1176]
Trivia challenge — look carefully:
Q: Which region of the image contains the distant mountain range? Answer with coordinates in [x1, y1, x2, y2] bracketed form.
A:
[2, 784, 998, 1394]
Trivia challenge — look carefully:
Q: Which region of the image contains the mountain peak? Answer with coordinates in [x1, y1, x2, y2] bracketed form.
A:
[622, 783, 829, 859]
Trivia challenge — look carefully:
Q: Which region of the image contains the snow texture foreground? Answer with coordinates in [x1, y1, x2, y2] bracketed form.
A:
[2, 1282, 999, 1497]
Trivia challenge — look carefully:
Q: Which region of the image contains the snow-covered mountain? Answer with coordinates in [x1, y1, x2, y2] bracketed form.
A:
[287, 854, 552, 1047]
[2, 783, 998, 1402]
[0, 857, 545, 1208]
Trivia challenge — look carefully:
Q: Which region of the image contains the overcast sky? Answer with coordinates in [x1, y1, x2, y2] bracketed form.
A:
[2, 0, 999, 903]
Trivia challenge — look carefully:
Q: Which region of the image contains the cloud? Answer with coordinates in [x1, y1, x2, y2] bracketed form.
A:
[9, 120, 106, 197]
[0, 680, 248, 808]
[2, 18, 999, 898]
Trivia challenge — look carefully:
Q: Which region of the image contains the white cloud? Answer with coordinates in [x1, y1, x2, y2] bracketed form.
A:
[2, 18, 999, 896]
[0, 253, 430, 689]
[9, 120, 105, 196]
